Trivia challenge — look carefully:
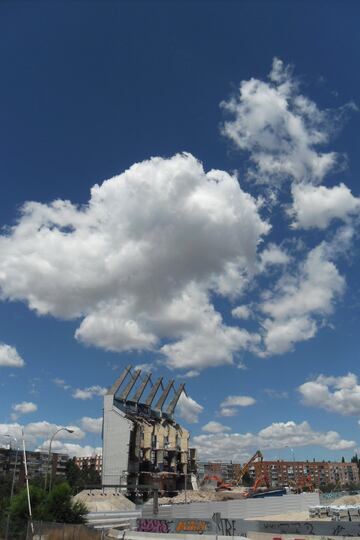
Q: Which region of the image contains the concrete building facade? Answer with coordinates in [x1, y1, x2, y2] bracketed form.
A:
[102, 366, 189, 494]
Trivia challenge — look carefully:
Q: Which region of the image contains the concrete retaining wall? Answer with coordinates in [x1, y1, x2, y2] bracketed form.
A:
[143, 493, 320, 520]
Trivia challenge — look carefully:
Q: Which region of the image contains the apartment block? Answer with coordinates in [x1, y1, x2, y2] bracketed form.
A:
[250, 460, 360, 488]
[0, 448, 69, 485]
[75, 454, 102, 473]
[197, 461, 242, 483]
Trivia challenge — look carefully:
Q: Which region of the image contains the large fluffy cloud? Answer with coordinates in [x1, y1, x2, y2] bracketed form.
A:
[260, 242, 345, 355]
[0, 343, 25, 368]
[194, 420, 355, 462]
[0, 421, 84, 448]
[0, 153, 269, 370]
[299, 373, 360, 415]
[221, 57, 351, 186]
[37, 440, 102, 458]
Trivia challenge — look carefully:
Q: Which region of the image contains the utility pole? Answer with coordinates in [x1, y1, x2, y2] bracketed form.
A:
[22, 430, 34, 535]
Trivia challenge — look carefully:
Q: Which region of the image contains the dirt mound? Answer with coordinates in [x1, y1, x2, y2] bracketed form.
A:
[331, 494, 360, 506]
[73, 488, 135, 512]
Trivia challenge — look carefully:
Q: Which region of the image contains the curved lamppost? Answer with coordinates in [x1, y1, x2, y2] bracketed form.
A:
[45, 427, 74, 492]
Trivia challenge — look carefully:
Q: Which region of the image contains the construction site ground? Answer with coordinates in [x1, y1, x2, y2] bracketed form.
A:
[159, 487, 248, 504]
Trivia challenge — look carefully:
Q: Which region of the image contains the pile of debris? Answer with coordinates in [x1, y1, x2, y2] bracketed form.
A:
[73, 489, 136, 513]
[158, 488, 247, 504]
[310, 504, 360, 521]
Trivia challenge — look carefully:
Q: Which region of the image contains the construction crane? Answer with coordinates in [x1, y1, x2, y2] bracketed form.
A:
[234, 450, 263, 486]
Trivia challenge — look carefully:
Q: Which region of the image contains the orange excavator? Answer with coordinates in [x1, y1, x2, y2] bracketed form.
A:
[234, 450, 263, 486]
[201, 474, 232, 491]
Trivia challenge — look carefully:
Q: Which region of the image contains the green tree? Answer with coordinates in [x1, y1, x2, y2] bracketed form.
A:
[65, 460, 101, 493]
[9, 485, 46, 538]
[8, 482, 87, 537]
[41, 482, 87, 524]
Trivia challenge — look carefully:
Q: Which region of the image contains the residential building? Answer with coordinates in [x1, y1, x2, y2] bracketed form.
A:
[197, 461, 242, 483]
[75, 454, 102, 473]
[250, 460, 360, 488]
[0, 447, 68, 485]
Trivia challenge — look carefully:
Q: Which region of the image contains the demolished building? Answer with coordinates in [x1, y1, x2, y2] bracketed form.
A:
[102, 365, 190, 494]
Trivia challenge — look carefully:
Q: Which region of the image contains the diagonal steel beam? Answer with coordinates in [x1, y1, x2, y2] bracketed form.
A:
[144, 377, 163, 406]
[119, 370, 141, 401]
[165, 383, 185, 416]
[154, 380, 174, 412]
[129, 373, 152, 403]
[106, 364, 132, 395]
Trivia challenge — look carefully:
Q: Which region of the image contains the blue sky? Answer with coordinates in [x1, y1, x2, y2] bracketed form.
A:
[1, 0, 360, 463]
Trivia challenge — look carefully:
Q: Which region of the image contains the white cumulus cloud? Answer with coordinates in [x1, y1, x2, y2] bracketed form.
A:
[0, 153, 269, 371]
[231, 305, 251, 320]
[80, 416, 103, 434]
[37, 440, 102, 458]
[11, 401, 37, 420]
[261, 242, 345, 355]
[290, 183, 360, 229]
[0, 421, 84, 448]
[72, 385, 107, 400]
[193, 420, 355, 462]
[202, 421, 231, 433]
[299, 373, 360, 415]
[221, 57, 351, 186]
[219, 394, 256, 417]
[177, 393, 203, 424]
[0, 344, 25, 368]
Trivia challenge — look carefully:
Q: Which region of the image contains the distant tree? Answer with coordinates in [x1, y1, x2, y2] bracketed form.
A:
[65, 460, 101, 493]
[341, 456, 345, 463]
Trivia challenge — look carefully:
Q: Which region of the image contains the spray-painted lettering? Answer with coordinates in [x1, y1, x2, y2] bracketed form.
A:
[137, 518, 170, 533]
[175, 520, 208, 534]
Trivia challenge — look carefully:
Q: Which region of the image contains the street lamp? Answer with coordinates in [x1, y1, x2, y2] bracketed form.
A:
[4, 435, 19, 540]
[285, 445, 295, 462]
[45, 427, 74, 492]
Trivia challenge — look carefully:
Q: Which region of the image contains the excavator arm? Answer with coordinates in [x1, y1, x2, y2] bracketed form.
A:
[234, 450, 263, 485]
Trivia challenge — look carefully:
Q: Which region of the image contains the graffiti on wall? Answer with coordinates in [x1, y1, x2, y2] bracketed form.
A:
[137, 519, 171, 533]
[175, 520, 208, 534]
[212, 512, 237, 537]
[137, 517, 211, 535]
[138, 515, 360, 537]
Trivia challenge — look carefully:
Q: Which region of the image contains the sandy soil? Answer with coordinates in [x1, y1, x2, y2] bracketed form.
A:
[73, 488, 135, 512]
[331, 494, 360, 505]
